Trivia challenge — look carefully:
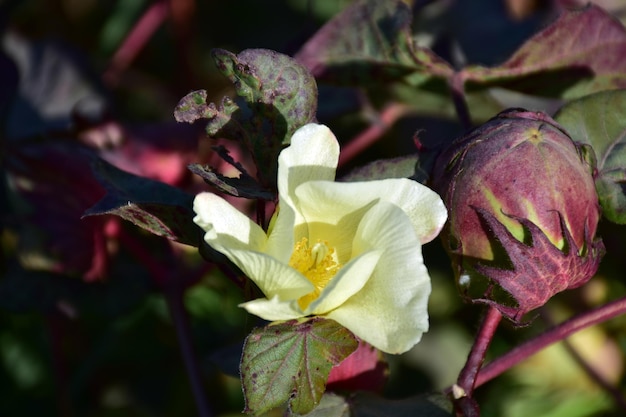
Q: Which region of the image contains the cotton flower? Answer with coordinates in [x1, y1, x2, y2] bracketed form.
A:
[193, 124, 447, 354]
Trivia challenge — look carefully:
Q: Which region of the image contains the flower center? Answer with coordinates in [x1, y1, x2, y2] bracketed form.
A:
[289, 237, 341, 310]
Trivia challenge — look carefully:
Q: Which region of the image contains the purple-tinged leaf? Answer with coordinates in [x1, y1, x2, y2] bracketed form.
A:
[83, 158, 201, 247]
[555, 89, 626, 224]
[187, 164, 273, 200]
[240, 318, 358, 415]
[295, 0, 453, 85]
[464, 4, 626, 98]
[176, 48, 317, 190]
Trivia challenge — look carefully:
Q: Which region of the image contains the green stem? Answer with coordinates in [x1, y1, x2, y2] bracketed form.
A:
[474, 296, 626, 388]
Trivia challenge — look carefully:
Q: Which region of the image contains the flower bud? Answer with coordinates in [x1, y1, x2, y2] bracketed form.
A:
[432, 109, 604, 322]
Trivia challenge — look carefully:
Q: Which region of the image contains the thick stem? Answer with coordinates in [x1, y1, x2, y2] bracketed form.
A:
[165, 284, 213, 417]
[456, 306, 503, 395]
[474, 296, 626, 388]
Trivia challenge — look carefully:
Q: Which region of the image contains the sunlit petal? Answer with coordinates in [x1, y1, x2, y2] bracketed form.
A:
[219, 248, 313, 300]
[326, 201, 430, 354]
[277, 124, 339, 213]
[193, 192, 267, 251]
[240, 295, 304, 321]
[296, 179, 447, 244]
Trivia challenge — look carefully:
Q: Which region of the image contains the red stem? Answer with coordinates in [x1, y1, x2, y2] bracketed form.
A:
[337, 104, 409, 168]
[474, 296, 626, 388]
[449, 71, 472, 131]
[103, 0, 170, 85]
[456, 306, 503, 395]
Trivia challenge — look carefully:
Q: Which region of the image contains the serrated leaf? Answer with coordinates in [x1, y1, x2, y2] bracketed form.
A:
[295, 0, 453, 85]
[83, 158, 201, 246]
[176, 48, 317, 189]
[187, 144, 274, 199]
[187, 163, 274, 200]
[554, 89, 626, 223]
[464, 4, 626, 99]
[240, 318, 358, 416]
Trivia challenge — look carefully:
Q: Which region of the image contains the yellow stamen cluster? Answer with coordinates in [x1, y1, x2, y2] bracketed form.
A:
[289, 237, 341, 310]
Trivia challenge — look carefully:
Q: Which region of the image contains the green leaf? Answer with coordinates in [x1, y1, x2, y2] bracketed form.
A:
[295, 0, 453, 85]
[554, 89, 626, 224]
[294, 393, 350, 417]
[175, 48, 317, 189]
[83, 158, 201, 246]
[464, 4, 626, 99]
[240, 318, 358, 415]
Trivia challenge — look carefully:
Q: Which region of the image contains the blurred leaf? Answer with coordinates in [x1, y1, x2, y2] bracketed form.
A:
[3, 32, 106, 141]
[294, 393, 350, 417]
[341, 154, 419, 182]
[241, 318, 358, 415]
[464, 4, 626, 99]
[326, 340, 388, 393]
[350, 392, 453, 417]
[554, 89, 626, 224]
[4, 144, 109, 281]
[295, 0, 453, 85]
[175, 48, 317, 189]
[83, 158, 201, 246]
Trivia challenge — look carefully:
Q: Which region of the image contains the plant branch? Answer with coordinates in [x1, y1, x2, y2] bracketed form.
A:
[164, 282, 213, 417]
[337, 103, 410, 168]
[103, 0, 169, 85]
[449, 72, 472, 131]
[540, 308, 626, 410]
[474, 296, 626, 389]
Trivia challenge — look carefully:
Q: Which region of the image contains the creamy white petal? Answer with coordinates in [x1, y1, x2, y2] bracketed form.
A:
[193, 192, 267, 251]
[240, 295, 304, 321]
[326, 201, 431, 354]
[297, 179, 447, 244]
[307, 250, 382, 316]
[216, 248, 313, 301]
[277, 124, 339, 214]
[264, 200, 296, 264]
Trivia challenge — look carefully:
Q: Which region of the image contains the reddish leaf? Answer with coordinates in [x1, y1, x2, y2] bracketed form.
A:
[295, 0, 453, 84]
[326, 340, 388, 393]
[464, 4, 626, 98]
[83, 158, 201, 247]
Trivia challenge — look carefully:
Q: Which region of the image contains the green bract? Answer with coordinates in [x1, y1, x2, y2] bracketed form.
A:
[433, 109, 604, 321]
[193, 123, 447, 354]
